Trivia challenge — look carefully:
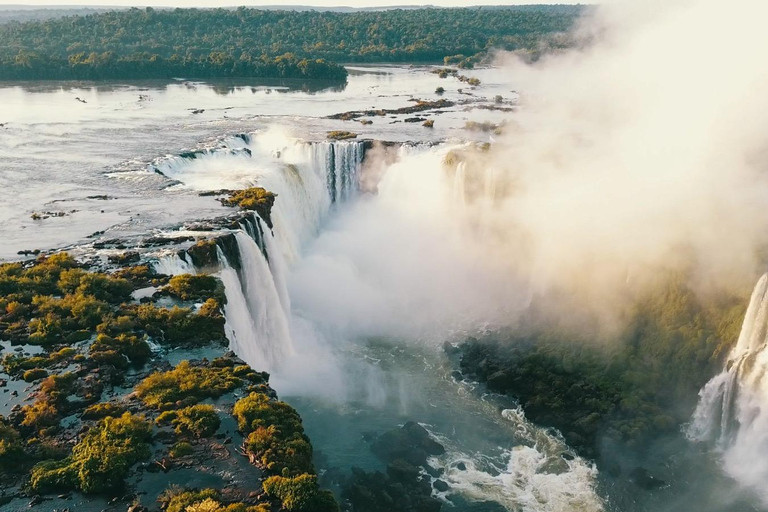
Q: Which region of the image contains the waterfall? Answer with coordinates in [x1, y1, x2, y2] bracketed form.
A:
[308, 140, 365, 203]
[152, 252, 196, 276]
[216, 233, 294, 371]
[688, 273, 768, 502]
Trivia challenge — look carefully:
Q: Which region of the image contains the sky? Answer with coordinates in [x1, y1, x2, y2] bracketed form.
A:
[0, 0, 582, 7]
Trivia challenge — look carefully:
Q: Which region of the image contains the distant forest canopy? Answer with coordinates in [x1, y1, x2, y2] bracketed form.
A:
[0, 6, 584, 80]
[0, 52, 349, 81]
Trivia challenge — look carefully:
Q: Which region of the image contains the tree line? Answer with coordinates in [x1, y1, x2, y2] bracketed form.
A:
[0, 51, 347, 81]
[0, 6, 583, 80]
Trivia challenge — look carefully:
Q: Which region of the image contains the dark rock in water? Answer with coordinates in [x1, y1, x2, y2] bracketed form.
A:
[450, 371, 463, 382]
[372, 421, 445, 466]
[404, 117, 427, 123]
[108, 251, 140, 265]
[433, 479, 449, 492]
[562, 452, 576, 461]
[387, 459, 421, 482]
[629, 467, 666, 489]
[455, 462, 467, 471]
[423, 464, 443, 478]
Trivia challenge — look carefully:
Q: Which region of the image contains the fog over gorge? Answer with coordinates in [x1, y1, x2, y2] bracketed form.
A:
[285, 0, 768, 346]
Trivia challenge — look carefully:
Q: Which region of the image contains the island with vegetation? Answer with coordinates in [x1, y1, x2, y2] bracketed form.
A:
[0, 6, 582, 80]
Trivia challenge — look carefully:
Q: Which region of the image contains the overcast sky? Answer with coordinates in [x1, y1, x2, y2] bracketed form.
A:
[0, 0, 582, 7]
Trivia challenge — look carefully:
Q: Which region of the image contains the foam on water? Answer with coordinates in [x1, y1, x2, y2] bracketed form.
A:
[427, 407, 602, 512]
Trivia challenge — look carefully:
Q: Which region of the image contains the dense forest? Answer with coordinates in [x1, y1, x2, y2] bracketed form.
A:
[459, 273, 748, 463]
[0, 6, 583, 80]
[0, 52, 347, 81]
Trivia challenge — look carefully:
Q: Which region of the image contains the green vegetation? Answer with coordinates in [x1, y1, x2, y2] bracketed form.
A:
[221, 188, 276, 228]
[22, 368, 48, 382]
[169, 441, 194, 458]
[263, 474, 338, 512]
[160, 487, 268, 512]
[165, 274, 221, 301]
[234, 392, 313, 476]
[0, 6, 581, 80]
[460, 274, 748, 455]
[135, 360, 242, 409]
[0, 52, 346, 81]
[29, 412, 152, 493]
[90, 333, 152, 367]
[134, 299, 226, 346]
[327, 131, 358, 140]
[81, 402, 127, 420]
[0, 418, 24, 466]
[156, 404, 221, 438]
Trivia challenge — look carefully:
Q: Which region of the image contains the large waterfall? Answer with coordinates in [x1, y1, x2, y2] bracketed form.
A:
[149, 132, 366, 371]
[216, 232, 294, 369]
[689, 273, 768, 503]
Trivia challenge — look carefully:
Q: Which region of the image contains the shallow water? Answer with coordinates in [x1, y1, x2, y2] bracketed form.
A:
[0, 65, 510, 259]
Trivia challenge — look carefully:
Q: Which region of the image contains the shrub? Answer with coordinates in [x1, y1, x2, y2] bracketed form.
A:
[327, 130, 357, 140]
[21, 400, 60, 430]
[135, 361, 242, 409]
[165, 274, 220, 301]
[0, 420, 24, 465]
[221, 188, 275, 211]
[29, 413, 152, 493]
[422, 120, 434, 128]
[263, 474, 339, 512]
[172, 405, 221, 438]
[135, 301, 225, 346]
[435, 86, 444, 95]
[2, 354, 49, 375]
[161, 487, 219, 512]
[23, 368, 48, 382]
[81, 402, 127, 420]
[234, 393, 313, 475]
[169, 441, 194, 458]
[91, 333, 151, 365]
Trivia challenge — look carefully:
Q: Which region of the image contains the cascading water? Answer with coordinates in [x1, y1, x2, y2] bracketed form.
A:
[216, 231, 294, 370]
[152, 252, 196, 276]
[688, 273, 768, 502]
[307, 140, 365, 203]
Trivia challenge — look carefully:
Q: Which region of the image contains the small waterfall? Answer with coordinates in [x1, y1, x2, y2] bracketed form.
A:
[153, 252, 196, 276]
[217, 232, 293, 371]
[689, 273, 768, 502]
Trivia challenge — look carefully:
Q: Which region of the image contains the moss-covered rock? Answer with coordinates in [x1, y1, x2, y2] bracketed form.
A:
[221, 188, 276, 229]
[29, 412, 152, 494]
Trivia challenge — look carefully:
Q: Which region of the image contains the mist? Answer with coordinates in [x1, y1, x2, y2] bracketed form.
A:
[278, 0, 768, 359]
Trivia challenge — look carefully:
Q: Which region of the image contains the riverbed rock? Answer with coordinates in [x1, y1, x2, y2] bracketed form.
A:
[433, 479, 449, 492]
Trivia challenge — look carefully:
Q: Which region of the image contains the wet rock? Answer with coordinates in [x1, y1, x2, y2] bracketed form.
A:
[433, 479, 449, 492]
[387, 459, 421, 482]
[29, 495, 43, 506]
[455, 462, 467, 471]
[372, 421, 445, 466]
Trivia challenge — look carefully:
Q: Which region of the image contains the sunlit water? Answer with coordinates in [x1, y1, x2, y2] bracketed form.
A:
[0, 65, 512, 259]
